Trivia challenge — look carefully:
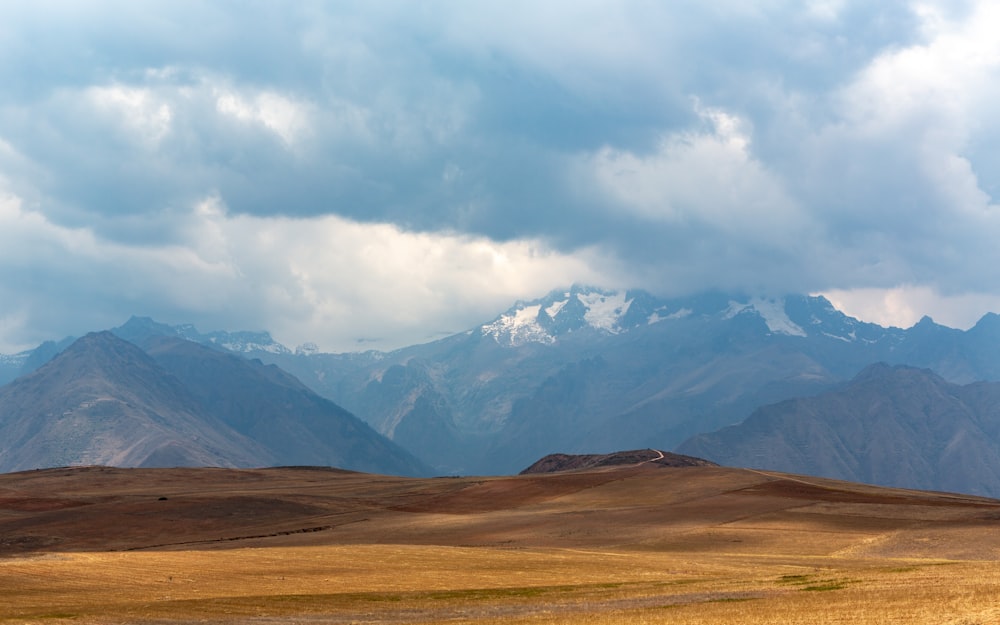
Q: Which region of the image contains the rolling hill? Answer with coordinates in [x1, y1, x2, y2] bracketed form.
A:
[4, 460, 1000, 624]
[2, 459, 999, 557]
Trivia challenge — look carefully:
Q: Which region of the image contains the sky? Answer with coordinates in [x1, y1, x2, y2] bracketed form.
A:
[1, 1, 999, 353]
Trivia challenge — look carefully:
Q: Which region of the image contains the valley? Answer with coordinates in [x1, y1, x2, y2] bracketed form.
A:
[3, 460, 1000, 624]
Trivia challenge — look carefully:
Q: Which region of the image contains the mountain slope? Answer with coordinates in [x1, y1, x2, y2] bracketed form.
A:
[678, 363, 1000, 497]
[140, 335, 430, 476]
[0, 332, 431, 476]
[0, 332, 267, 471]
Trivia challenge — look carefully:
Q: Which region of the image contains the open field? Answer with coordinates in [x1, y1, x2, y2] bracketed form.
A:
[3, 463, 1000, 623]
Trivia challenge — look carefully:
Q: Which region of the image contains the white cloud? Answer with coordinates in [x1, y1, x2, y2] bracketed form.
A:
[822, 286, 1000, 330]
[196, 200, 618, 350]
[582, 100, 809, 244]
[215, 88, 312, 147]
[0, 191, 97, 258]
[834, 0, 1000, 204]
[804, 0, 846, 22]
[86, 84, 173, 148]
[5, 0, 1000, 349]
[0, 189, 617, 352]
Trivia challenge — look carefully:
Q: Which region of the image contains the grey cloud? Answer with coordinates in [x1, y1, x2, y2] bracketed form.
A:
[2, 1, 1000, 349]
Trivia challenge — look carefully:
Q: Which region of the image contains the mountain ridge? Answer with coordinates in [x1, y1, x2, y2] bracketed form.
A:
[678, 363, 1000, 497]
[0, 331, 267, 471]
[0, 332, 431, 476]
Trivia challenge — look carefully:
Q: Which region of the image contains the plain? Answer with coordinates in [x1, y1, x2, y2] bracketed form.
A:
[2, 461, 1000, 624]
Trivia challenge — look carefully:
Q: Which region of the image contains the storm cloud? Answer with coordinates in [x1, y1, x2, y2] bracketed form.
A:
[1, 1, 999, 351]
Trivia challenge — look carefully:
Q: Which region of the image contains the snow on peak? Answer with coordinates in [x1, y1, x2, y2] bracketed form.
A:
[481, 304, 555, 346]
[578, 291, 632, 332]
[726, 297, 807, 337]
[482, 288, 640, 346]
[545, 298, 569, 319]
[648, 308, 691, 324]
[206, 331, 292, 354]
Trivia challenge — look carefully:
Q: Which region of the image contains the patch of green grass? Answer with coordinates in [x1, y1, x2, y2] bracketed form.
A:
[425, 581, 632, 601]
[426, 587, 552, 600]
[801, 582, 848, 591]
[776, 573, 854, 592]
[709, 597, 755, 603]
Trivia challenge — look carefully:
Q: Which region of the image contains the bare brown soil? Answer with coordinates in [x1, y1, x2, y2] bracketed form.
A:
[3, 463, 1000, 556]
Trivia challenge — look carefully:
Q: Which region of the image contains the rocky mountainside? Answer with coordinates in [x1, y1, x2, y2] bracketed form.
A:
[140, 335, 428, 475]
[678, 364, 1000, 497]
[0, 332, 430, 476]
[0, 332, 265, 471]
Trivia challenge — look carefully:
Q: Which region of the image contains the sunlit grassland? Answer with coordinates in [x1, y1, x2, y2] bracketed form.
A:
[3, 545, 999, 624]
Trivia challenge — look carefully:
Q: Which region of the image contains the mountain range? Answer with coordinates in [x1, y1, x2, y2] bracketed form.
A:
[679, 363, 1000, 497]
[4, 285, 1000, 493]
[233, 286, 1000, 476]
[0, 331, 429, 476]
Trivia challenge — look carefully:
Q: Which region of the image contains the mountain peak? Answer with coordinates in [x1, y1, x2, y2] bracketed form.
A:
[0, 331, 263, 471]
[57, 331, 157, 372]
[724, 296, 807, 337]
[112, 318, 291, 355]
[478, 288, 854, 347]
[0, 329, 430, 476]
[850, 362, 945, 386]
[480, 286, 679, 346]
[970, 312, 1000, 336]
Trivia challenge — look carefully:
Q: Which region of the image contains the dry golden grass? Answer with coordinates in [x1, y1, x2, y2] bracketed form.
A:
[3, 464, 1000, 624]
[4, 547, 1000, 624]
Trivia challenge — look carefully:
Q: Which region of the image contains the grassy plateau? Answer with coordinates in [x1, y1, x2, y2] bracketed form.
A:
[2, 463, 1000, 624]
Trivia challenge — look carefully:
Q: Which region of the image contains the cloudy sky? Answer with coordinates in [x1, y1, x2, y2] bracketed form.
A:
[1, 1, 999, 352]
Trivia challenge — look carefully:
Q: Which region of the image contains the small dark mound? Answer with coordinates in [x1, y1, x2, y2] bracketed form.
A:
[519, 449, 717, 475]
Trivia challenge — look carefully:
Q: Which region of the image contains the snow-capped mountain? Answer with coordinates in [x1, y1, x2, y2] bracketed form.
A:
[479, 286, 893, 347]
[242, 286, 1000, 475]
[480, 287, 671, 346]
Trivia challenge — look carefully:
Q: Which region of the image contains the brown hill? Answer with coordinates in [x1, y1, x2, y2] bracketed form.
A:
[2, 462, 999, 560]
[519, 449, 716, 474]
